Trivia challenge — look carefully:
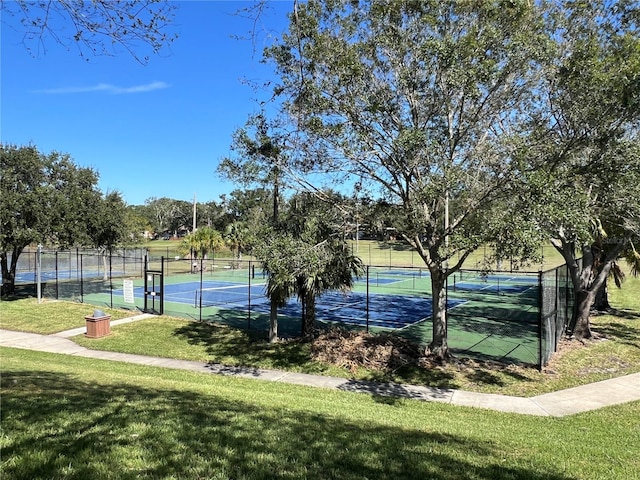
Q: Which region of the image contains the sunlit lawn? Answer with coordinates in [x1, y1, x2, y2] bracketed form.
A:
[2, 347, 639, 480]
[0, 298, 133, 334]
[1, 259, 639, 479]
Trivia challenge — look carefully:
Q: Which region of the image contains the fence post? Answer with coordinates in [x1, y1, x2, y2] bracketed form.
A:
[366, 265, 370, 333]
[538, 271, 543, 371]
[36, 244, 42, 303]
[160, 256, 165, 315]
[55, 251, 59, 300]
[80, 254, 84, 303]
[109, 251, 113, 309]
[247, 260, 252, 330]
[199, 257, 203, 322]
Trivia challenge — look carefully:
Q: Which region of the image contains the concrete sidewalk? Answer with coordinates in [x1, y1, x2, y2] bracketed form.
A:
[2, 319, 639, 417]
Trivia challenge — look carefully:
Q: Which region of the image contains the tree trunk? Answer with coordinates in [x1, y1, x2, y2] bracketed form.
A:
[553, 237, 625, 341]
[269, 300, 278, 342]
[427, 270, 450, 361]
[593, 279, 611, 312]
[571, 289, 595, 339]
[301, 291, 316, 337]
[1, 252, 15, 295]
[1, 247, 23, 296]
[102, 252, 109, 281]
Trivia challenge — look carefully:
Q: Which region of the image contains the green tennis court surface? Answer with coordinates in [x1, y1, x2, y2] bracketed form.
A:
[101, 267, 543, 365]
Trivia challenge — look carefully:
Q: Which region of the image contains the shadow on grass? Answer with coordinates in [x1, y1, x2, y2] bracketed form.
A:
[171, 320, 532, 391]
[2, 369, 574, 480]
[593, 321, 640, 350]
[608, 308, 640, 321]
[172, 319, 317, 372]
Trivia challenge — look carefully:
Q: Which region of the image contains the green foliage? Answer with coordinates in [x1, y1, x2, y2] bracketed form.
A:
[265, 0, 554, 355]
[179, 227, 224, 260]
[0, 145, 47, 256]
[88, 191, 129, 252]
[218, 114, 286, 216]
[124, 207, 153, 244]
[253, 191, 365, 338]
[143, 196, 192, 235]
[0, 144, 123, 293]
[224, 221, 251, 259]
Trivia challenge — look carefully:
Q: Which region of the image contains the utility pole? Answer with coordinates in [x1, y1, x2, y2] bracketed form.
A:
[193, 193, 197, 233]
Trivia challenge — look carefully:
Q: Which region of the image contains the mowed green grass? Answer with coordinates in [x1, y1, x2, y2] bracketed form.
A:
[1, 263, 639, 479]
[348, 240, 566, 270]
[0, 299, 134, 334]
[2, 347, 640, 480]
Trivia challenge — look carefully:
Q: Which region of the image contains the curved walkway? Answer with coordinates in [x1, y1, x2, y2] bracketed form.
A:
[1, 316, 639, 417]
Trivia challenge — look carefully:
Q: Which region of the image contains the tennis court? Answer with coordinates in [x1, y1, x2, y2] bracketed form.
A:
[103, 260, 567, 367]
[257, 291, 465, 330]
[118, 278, 465, 330]
[5, 269, 120, 283]
[449, 272, 540, 295]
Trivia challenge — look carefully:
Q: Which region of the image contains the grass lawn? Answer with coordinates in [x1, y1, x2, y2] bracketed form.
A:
[0, 298, 134, 334]
[347, 240, 567, 270]
[2, 347, 639, 480]
[1, 263, 639, 479]
[142, 238, 567, 270]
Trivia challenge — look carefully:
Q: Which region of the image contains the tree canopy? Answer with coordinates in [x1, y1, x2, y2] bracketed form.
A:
[514, 0, 640, 338]
[264, 0, 551, 358]
[253, 0, 640, 356]
[0, 144, 128, 294]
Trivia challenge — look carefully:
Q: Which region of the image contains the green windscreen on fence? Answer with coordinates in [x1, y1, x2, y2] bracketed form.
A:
[16, 249, 574, 368]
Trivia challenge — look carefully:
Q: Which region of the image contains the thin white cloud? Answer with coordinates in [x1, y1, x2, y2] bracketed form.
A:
[34, 81, 170, 94]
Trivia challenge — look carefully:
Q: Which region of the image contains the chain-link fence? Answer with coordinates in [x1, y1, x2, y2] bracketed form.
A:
[9, 248, 147, 310]
[539, 263, 574, 366]
[11, 248, 574, 368]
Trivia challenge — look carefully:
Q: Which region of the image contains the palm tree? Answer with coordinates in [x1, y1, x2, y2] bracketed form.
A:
[255, 232, 300, 342]
[224, 221, 249, 262]
[180, 227, 223, 272]
[296, 241, 363, 337]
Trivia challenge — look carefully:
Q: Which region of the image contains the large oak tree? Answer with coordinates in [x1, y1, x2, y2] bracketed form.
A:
[520, 1, 640, 339]
[264, 0, 551, 359]
[0, 144, 128, 294]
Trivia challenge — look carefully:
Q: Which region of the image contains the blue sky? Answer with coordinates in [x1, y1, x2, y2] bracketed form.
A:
[1, 1, 293, 206]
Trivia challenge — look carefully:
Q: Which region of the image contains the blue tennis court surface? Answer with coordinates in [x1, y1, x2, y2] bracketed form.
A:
[264, 291, 465, 329]
[117, 280, 463, 330]
[8, 270, 120, 283]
